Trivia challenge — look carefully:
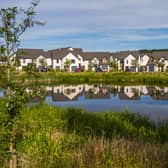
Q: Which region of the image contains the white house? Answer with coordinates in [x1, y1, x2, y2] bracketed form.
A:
[16, 47, 168, 72]
[16, 48, 46, 69]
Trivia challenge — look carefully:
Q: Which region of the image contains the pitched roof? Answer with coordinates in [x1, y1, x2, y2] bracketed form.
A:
[140, 51, 168, 60]
[17, 48, 44, 59]
[49, 47, 83, 59]
[44, 51, 51, 58]
[114, 51, 140, 60]
[83, 52, 111, 61]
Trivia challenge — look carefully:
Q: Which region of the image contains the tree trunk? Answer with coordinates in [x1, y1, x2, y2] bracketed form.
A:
[7, 55, 10, 82]
[9, 144, 17, 168]
[7, 67, 10, 82]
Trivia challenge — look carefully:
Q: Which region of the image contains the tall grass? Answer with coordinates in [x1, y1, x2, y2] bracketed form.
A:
[8, 71, 168, 85]
[8, 103, 168, 167]
[0, 99, 11, 168]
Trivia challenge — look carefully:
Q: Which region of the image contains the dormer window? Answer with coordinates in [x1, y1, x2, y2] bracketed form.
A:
[161, 58, 165, 63]
[71, 59, 75, 63]
[102, 57, 108, 63]
[69, 47, 74, 51]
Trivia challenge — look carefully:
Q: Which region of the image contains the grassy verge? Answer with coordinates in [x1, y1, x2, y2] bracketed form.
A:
[4, 71, 168, 85]
[7, 103, 168, 168]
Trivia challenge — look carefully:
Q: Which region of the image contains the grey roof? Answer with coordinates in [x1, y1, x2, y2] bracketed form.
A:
[44, 51, 51, 58]
[113, 51, 140, 60]
[16, 48, 168, 62]
[83, 52, 111, 61]
[17, 48, 44, 59]
[140, 51, 168, 60]
[49, 47, 83, 60]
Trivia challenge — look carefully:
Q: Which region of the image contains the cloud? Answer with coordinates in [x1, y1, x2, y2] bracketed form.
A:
[1, 0, 168, 50]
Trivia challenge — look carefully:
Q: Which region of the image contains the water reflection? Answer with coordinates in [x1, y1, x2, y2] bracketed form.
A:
[44, 85, 168, 120]
[0, 89, 4, 98]
[1, 85, 168, 120]
[45, 85, 168, 101]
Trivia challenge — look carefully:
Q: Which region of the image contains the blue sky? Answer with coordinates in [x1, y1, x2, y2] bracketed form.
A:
[1, 0, 168, 51]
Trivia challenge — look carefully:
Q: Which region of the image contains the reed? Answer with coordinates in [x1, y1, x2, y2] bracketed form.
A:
[6, 71, 168, 85]
[13, 103, 168, 167]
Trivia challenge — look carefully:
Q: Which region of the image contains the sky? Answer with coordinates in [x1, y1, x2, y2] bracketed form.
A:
[1, 0, 168, 51]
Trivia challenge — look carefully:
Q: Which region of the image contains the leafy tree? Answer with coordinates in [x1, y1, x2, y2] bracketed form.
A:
[0, 1, 44, 163]
[110, 60, 118, 71]
[64, 59, 71, 72]
[132, 58, 139, 72]
[88, 61, 93, 72]
[39, 58, 47, 67]
[0, 0, 44, 81]
[158, 61, 165, 72]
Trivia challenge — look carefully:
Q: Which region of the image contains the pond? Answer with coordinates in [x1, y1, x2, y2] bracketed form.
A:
[1, 85, 168, 120]
[44, 84, 168, 120]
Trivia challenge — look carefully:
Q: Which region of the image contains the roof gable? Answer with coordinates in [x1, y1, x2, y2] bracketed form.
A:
[17, 48, 44, 59]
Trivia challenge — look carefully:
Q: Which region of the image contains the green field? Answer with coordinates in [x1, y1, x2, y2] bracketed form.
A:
[1, 69, 168, 86]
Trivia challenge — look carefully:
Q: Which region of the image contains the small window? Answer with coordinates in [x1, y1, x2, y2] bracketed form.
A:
[71, 59, 75, 63]
[126, 60, 128, 64]
[23, 59, 26, 64]
[56, 66, 60, 70]
[102, 58, 107, 63]
[56, 59, 59, 63]
[32, 59, 36, 63]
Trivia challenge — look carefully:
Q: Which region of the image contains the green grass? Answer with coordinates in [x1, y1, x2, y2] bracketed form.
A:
[5, 71, 168, 85]
[10, 103, 168, 167]
[1, 99, 168, 167]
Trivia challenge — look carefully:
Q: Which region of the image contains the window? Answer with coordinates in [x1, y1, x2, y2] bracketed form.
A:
[71, 66, 77, 72]
[32, 59, 36, 63]
[102, 58, 108, 63]
[56, 59, 59, 63]
[56, 66, 60, 70]
[71, 59, 75, 63]
[23, 59, 26, 64]
[126, 60, 128, 64]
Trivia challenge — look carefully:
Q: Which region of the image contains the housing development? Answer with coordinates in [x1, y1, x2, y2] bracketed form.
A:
[15, 47, 168, 72]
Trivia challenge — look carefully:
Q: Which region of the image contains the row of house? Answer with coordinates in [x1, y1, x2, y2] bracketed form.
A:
[15, 47, 168, 72]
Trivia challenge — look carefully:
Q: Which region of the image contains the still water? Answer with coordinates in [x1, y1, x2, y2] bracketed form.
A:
[1, 85, 168, 120]
[44, 84, 168, 120]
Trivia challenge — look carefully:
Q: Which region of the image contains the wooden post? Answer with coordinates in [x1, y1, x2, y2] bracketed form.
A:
[9, 144, 17, 168]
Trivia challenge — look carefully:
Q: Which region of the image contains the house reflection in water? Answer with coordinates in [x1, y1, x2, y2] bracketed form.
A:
[147, 86, 168, 100]
[46, 85, 84, 101]
[44, 85, 168, 102]
[84, 85, 111, 99]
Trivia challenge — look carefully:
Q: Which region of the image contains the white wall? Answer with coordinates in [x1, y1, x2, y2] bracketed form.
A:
[36, 55, 46, 67]
[62, 53, 80, 72]
[46, 58, 52, 67]
[140, 55, 149, 66]
[124, 54, 136, 70]
[20, 58, 32, 66]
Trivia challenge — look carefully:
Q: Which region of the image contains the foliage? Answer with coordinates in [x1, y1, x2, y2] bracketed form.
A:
[6, 71, 168, 86]
[110, 60, 118, 71]
[64, 59, 71, 72]
[10, 104, 168, 167]
[0, 0, 43, 64]
[39, 58, 47, 67]
[88, 61, 93, 72]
